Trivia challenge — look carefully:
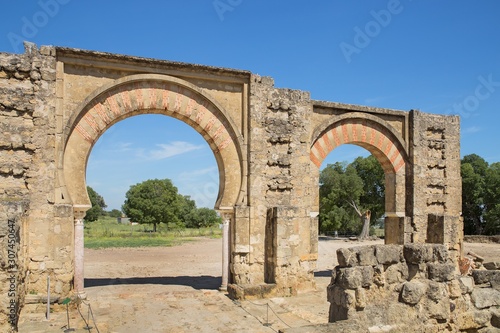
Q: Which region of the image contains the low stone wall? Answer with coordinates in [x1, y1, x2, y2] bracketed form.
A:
[324, 244, 500, 332]
[464, 235, 500, 244]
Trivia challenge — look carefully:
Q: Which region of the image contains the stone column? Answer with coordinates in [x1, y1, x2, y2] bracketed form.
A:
[220, 212, 232, 291]
[73, 206, 89, 299]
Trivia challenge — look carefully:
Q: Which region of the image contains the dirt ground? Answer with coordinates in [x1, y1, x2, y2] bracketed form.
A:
[18, 238, 499, 333]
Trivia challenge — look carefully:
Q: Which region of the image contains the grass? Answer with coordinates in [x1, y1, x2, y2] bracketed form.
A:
[84, 216, 222, 249]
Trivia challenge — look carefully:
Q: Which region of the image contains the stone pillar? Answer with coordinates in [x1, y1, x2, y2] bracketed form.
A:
[73, 206, 89, 299]
[220, 211, 232, 291]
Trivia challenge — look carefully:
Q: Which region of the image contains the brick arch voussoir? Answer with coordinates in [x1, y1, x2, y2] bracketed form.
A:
[310, 115, 407, 174]
[66, 74, 242, 156]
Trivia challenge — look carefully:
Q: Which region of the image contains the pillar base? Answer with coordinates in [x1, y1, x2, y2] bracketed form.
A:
[76, 291, 87, 300]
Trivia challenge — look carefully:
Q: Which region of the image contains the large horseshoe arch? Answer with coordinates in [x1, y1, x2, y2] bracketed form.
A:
[61, 74, 245, 294]
[63, 74, 245, 210]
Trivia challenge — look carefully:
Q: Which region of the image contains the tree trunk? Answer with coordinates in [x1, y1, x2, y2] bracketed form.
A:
[153, 222, 157, 233]
[359, 210, 371, 239]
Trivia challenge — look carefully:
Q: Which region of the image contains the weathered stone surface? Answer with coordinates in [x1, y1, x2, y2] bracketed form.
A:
[471, 288, 500, 309]
[448, 279, 462, 298]
[400, 281, 426, 305]
[491, 308, 500, 328]
[427, 263, 456, 282]
[455, 310, 491, 330]
[473, 270, 500, 290]
[431, 244, 449, 262]
[459, 276, 475, 294]
[385, 262, 408, 284]
[374, 245, 403, 265]
[333, 265, 375, 291]
[403, 244, 433, 264]
[427, 281, 447, 302]
[483, 262, 500, 270]
[424, 297, 451, 320]
[336, 248, 356, 267]
[355, 287, 366, 310]
[352, 246, 377, 267]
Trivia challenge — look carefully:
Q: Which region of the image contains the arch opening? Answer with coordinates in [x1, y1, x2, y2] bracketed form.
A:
[86, 114, 220, 213]
[62, 74, 245, 212]
[61, 74, 244, 297]
[310, 117, 409, 245]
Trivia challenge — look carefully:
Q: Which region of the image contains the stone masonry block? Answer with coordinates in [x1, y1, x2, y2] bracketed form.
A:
[335, 266, 374, 290]
[352, 246, 377, 267]
[404, 244, 434, 264]
[459, 276, 475, 294]
[471, 288, 500, 309]
[483, 262, 500, 270]
[385, 262, 409, 284]
[472, 270, 500, 290]
[455, 310, 491, 331]
[427, 263, 456, 282]
[335, 267, 363, 290]
[355, 287, 366, 310]
[427, 281, 448, 302]
[374, 245, 403, 265]
[424, 297, 450, 321]
[431, 244, 449, 262]
[491, 308, 500, 328]
[400, 281, 426, 305]
[336, 248, 356, 267]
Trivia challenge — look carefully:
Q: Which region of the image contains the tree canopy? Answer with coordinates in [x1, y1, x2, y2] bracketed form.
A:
[121, 178, 221, 231]
[85, 186, 107, 222]
[460, 154, 500, 235]
[184, 207, 222, 228]
[122, 179, 181, 232]
[319, 156, 385, 237]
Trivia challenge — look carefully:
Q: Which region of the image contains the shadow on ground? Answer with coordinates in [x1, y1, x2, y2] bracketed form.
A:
[85, 275, 221, 290]
[314, 270, 333, 278]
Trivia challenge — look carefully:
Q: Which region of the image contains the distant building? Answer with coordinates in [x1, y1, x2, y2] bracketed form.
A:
[117, 217, 130, 224]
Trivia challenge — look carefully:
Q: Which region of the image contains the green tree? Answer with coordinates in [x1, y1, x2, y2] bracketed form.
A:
[484, 162, 500, 235]
[85, 186, 107, 222]
[177, 195, 196, 226]
[351, 155, 385, 223]
[461, 154, 488, 234]
[319, 162, 368, 236]
[185, 207, 221, 228]
[107, 209, 122, 218]
[122, 179, 181, 232]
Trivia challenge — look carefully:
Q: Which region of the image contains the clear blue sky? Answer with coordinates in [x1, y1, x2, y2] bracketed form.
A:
[1, 1, 499, 210]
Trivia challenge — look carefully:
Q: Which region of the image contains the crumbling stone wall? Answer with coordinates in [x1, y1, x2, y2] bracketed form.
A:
[0, 44, 73, 332]
[230, 75, 318, 298]
[326, 244, 500, 332]
[409, 111, 463, 261]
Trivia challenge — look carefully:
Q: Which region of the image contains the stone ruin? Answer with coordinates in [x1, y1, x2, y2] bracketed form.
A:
[0, 42, 497, 332]
[282, 244, 500, 332]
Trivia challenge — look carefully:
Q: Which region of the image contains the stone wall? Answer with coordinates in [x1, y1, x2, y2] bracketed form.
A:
[229, 75, 318, 298]
[323, 244, 500, 332]
[409, 111, 463, 261]
[0, 43, 74, 332]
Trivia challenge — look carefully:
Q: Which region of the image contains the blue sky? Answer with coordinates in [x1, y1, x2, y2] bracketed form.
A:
[1, 1, 499, 210]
